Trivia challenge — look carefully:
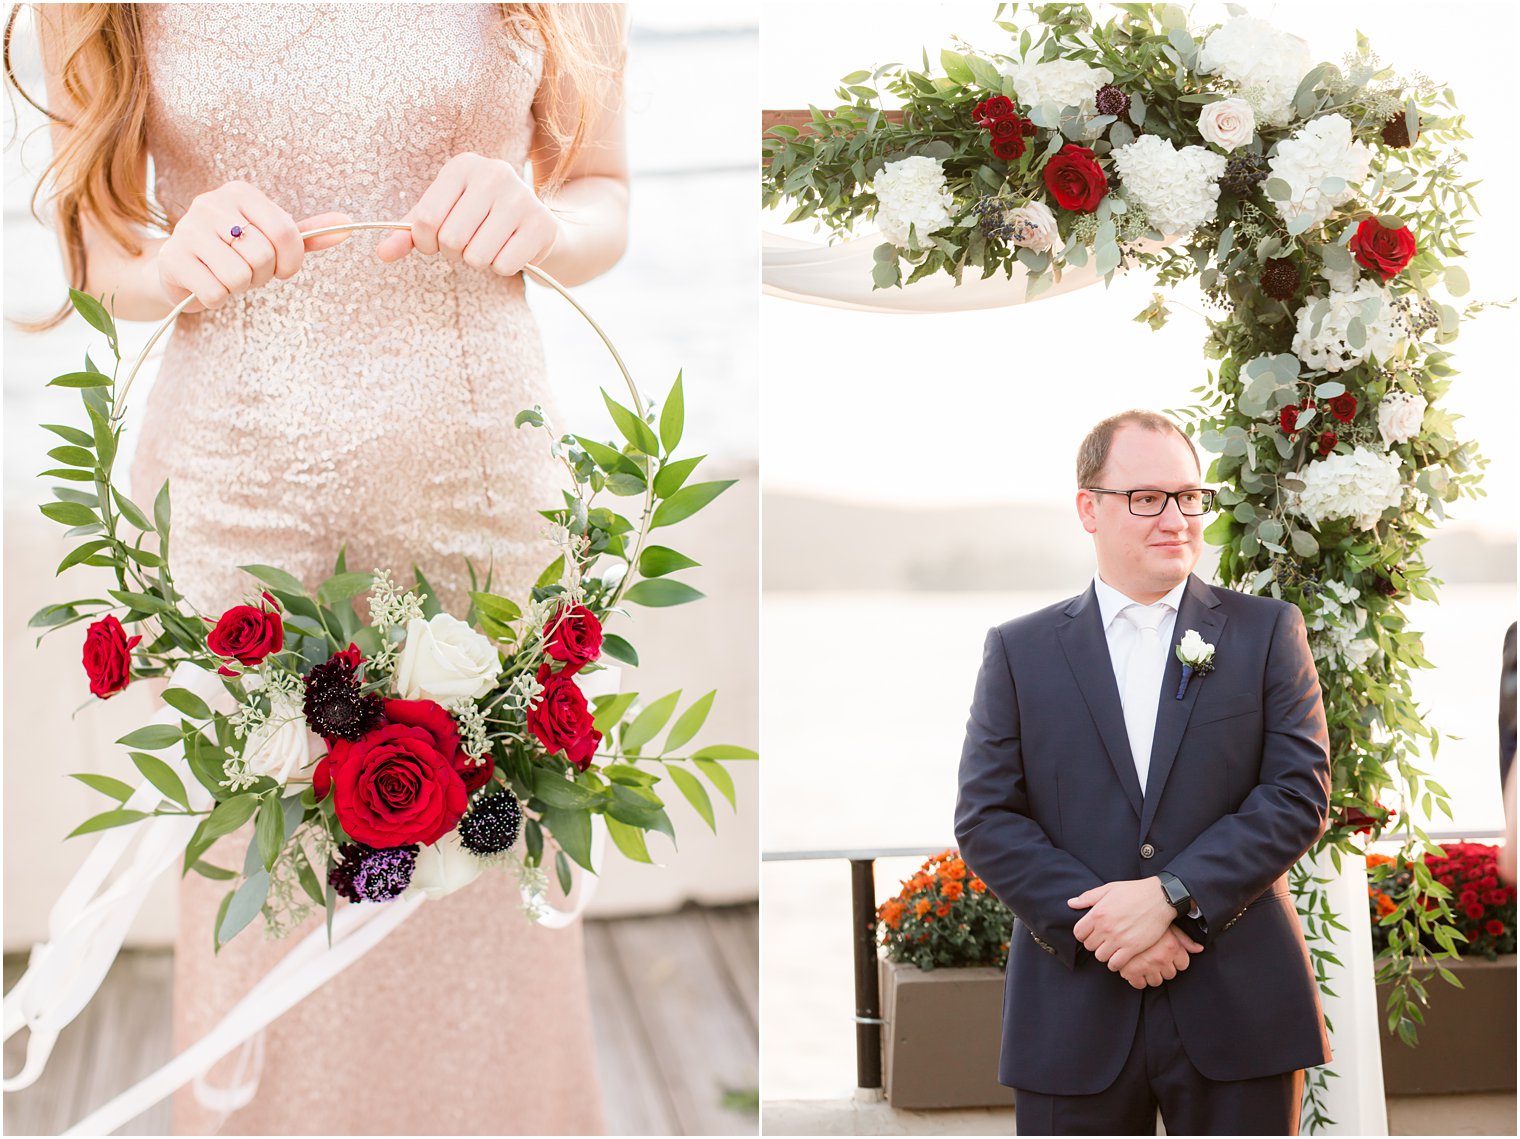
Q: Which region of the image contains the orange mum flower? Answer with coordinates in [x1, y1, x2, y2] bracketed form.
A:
[935, 902, 952, 918]
[942, 860, 967, 881]
[969, 878, 988, 893]
[915, 898, 931, 917]
[1366, 853, 1394, 869]
[1375, 893, 1397, 917]
[943, 881, 965, 901]
[879, 900, 906, 929]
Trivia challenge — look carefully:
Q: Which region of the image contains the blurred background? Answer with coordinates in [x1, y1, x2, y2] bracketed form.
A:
[759, 0, 1518, 1110]
[3, 4, 757, 1135]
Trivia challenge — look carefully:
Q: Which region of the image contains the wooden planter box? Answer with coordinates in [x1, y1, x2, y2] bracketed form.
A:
[879, 958, 1014, 1109]
[1377, 954, 1516, 1094]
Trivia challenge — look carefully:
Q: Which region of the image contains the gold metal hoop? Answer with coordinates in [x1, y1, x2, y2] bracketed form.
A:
[109, 220, 654, 607]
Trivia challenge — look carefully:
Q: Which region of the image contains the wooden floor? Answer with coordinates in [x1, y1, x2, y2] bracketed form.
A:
[3, 903, 758, 1137]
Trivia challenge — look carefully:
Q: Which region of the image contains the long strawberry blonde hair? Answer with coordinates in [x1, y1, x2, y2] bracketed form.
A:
[4, 3, 622, 331]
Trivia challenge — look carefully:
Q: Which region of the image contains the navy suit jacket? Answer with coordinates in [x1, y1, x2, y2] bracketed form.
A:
[953, 574, 1333, 1094]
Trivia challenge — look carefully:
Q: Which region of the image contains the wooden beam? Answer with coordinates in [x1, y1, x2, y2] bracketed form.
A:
[762, 108, 904, 144]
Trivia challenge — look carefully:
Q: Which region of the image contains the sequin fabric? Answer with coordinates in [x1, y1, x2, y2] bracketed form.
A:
[128, 6, 605, 1133]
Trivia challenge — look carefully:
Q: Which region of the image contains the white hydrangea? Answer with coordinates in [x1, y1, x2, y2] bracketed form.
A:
[1291, 280, 1405, 373]
[873, 156, 955, 249]
[1267, 114, 1373, 229]
[1002, 58, 1113, 112]
[1304, 580, 1378, 670]
[1377, 390, 1428, 447]
[1111, 135, 1227, 237]
[1197, 16, 1315, 126]
[1292, 446, 1405, 530]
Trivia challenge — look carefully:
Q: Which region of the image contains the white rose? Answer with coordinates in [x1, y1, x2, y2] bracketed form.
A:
[1008, 200, 1059, 253]
[242, 690, 316, 784]
[1197, 98, 1255, 152]
[406, 831, 485, 901]
[394, 613, 501, 703]
[1177, 629, 1215, 663]
[1377, 391, 1428, 447]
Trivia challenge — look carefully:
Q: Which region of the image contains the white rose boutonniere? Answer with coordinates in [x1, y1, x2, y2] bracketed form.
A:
[395, 612, 501, 703]
[1174, 629, 1216, 699]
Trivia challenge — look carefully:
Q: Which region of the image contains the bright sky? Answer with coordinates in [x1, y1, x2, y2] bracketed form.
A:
[759, 2, 1518, 532]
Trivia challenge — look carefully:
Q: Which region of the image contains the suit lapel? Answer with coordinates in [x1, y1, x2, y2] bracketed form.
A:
[1056, 584, 1144, 820]
[1139, 574, 1228, 836]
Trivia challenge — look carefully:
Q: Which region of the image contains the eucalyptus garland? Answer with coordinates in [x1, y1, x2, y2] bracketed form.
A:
[763, 4, 1492, 1128]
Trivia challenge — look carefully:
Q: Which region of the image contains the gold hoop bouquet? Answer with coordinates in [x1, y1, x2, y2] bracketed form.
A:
[32, 221, 755, 948]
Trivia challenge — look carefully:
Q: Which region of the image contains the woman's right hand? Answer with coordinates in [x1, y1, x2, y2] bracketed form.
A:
[156, 181, 354, 313]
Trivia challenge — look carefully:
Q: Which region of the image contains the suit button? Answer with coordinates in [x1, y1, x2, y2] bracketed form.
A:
[1139, 843, 1156, 859]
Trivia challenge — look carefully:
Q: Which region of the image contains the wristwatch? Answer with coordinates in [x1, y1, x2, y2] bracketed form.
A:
[1158, 872, 1194, 917]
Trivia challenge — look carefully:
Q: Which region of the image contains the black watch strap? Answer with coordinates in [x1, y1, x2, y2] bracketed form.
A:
[1158, 871, 1192, 916]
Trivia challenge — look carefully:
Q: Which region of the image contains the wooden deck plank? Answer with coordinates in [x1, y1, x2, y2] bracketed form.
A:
[701, 906, 760, 1029]
[584, 919, 682, 1136]
[602, 909, 759, 1136]
[5, 905, 756, 1136]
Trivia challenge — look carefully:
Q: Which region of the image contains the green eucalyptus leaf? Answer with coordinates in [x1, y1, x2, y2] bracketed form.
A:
[70, 772, 136, 802]
[693, 758, 737, 810]
[621, 690, 682, 754]
[623, 579, 704, 608]
[131, 751, 190, 809]
[664, 690, 715, 754]
[664, 764, 715, 832]
[67, 808, 148, 839]
[637, 545, 701, 578]
[659, 373, 685, 454]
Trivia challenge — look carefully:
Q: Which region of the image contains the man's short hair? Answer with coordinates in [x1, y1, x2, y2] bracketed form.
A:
[1076, 410, 1200, 487]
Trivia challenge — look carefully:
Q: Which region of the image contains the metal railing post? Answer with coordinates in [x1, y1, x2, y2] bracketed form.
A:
[849, 857, 883, 1091]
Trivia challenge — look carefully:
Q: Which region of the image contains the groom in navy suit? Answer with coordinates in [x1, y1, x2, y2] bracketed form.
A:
[954, 410, 1332, 1135]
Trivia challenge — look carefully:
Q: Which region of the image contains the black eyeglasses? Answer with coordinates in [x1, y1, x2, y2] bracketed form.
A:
[1084, 487, 1216, 516]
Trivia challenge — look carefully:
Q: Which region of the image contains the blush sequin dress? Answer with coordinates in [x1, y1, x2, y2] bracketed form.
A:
[128, 6, 606, 1134]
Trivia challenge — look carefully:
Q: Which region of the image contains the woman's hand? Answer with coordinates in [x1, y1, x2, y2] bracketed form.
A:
[157, 181, 352, 314]
[373, 152, 560, 276]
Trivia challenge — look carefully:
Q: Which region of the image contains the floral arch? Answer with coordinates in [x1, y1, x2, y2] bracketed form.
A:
[762, 5, 1495, 1130]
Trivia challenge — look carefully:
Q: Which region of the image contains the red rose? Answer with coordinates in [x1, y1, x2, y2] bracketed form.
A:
[1315, 430, 1337, 457]
[384, 697, 493, 795]
[976, 95, 1013, 123]
[1465, 903, 1486, 920]
[992, 136, 1028, 162]
[1348, 217, 1417, 282]
[1042, 145, 1107, 213]
[543, 604, 603, 675]
[1486, 919, 1506, 937]
[990, 116, 1021, 140]
[206, 593, 284, 672]
[1328, 394, 1358, 423]
[328, 723, 467, 847]
[82, 615, 141, 699]
[1280, 399, 1314, 437]
[527, 664, 603, 772]
[1460, 889, 1479, 906]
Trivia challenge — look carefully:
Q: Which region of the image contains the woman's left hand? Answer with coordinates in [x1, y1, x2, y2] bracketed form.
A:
[375, 152, 560, 275]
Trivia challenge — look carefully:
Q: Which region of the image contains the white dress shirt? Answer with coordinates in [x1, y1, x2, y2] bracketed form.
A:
[1093, 574, 1187, 792]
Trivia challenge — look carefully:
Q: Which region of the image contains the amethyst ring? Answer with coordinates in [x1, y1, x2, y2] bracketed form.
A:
[229, 224, 245, 240]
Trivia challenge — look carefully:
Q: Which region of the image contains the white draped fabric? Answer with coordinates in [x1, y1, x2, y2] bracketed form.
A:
[762, 230, 1171, 313]
[763, 227, 1387, 1135]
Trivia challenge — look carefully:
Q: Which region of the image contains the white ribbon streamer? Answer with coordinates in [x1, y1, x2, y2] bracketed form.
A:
[3, 661, 228, 1092]
[62, 891, 426, 1136]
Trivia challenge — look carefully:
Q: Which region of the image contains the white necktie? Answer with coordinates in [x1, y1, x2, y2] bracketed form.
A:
[1119, 604, 1168, 794]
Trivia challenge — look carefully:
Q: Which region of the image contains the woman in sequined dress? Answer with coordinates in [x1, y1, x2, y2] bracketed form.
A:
[11, 4, 628, 1133]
